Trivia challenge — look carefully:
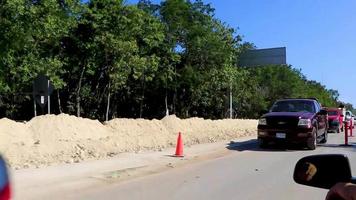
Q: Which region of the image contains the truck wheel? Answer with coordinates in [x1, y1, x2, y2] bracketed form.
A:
[307, 127, 317, 150]
[258, 139, 268, 148]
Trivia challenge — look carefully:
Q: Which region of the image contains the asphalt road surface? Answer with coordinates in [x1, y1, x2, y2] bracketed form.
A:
[63, 132, 356, 200]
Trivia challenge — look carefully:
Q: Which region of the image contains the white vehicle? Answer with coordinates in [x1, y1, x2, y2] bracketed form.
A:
[345, 111, 355, 128]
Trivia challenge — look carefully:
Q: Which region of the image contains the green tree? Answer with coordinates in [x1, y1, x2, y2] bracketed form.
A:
[65, 0, 165, 120]
[0, 0, 80, 117]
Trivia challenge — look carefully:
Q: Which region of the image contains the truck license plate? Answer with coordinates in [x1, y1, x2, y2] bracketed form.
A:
[276, 133, 286, 139]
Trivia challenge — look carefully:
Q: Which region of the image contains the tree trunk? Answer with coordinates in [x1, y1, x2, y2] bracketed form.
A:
[106, 82, 111, 122]
[112, 94, 118, 119]
[76, 65, 86, 117]
[165, 72, 169, 116]
[139, 76, 145, 118]
[173, 65, 177, 114]
[57, 90, 62, 113]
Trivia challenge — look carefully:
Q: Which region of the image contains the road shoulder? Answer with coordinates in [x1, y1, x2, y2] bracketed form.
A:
[12, 136, 256, 200]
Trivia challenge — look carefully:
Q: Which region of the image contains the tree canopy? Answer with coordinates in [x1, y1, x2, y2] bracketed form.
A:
[0, 0, 352, 120]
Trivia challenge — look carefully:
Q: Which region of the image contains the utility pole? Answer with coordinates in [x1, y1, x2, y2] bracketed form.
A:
[229, 54, 233, 119]
[230, 83, 232, 119]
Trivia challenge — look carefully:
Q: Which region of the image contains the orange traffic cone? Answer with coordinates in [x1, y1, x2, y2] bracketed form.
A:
[174, 132, 184, 157]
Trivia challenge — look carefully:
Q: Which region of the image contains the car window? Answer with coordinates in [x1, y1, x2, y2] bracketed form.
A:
[271, 100, 316, 113]
[313, 101, 321, 113]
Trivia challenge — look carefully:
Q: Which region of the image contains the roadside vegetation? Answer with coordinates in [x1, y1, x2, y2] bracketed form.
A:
[0, 0, 353, 120]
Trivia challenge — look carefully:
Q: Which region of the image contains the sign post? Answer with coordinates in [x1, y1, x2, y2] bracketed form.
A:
[33, 99, 37, 117]
[233, 47, 287, 119]
[33, 75, 54, 116]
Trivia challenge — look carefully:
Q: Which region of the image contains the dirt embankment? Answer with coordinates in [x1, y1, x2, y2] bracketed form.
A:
[0, 114, 257, 169]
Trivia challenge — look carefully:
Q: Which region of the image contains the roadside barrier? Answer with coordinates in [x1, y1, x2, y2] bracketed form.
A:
[174, 132, 184, 157]
[344, 121, 349, 145]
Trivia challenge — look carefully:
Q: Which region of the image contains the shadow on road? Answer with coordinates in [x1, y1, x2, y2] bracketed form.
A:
[226, 139, 303, 152]
[318, 143, 356, 148]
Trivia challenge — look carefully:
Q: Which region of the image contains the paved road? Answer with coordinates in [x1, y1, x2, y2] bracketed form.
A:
[64, 132, 356, 200]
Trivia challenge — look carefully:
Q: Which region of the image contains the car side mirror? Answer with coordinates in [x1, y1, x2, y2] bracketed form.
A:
[294, 154, 353, 189]
[318, 109, 327, 115]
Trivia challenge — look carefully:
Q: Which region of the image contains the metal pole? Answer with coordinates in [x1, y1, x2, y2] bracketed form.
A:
[34, 99, 37, 117]
[48, 80, 50, 114]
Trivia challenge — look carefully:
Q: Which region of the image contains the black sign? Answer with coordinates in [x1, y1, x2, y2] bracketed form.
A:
[33, 75, 54, 108]
[239, 47, 287, 67]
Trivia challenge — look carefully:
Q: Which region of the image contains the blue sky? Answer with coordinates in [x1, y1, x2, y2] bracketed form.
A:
[128, 0, 356, 106]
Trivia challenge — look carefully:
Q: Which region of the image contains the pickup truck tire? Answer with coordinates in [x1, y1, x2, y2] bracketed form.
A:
[307, 127, 317, 150]
[258, 139, 268, 148]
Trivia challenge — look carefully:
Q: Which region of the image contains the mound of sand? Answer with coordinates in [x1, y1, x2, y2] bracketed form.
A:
[0, 114, 257, 169]
[28, 114, 111, 142]
[0, 118, 32, 146]
[106, 118, 174, 152]
[162, 115, 257, 145]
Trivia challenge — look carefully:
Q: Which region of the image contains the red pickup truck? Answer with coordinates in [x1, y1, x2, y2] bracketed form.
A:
[326, 108, 344, 133]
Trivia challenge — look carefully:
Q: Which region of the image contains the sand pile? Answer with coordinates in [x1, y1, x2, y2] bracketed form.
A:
[0, 119, 35, 167]
[0, 118, 33, 146]
[106, 118, 174, 152]
[162, 116, 257, 145]
[0, 114, 257, 169]
[28, 114, 111, 142]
